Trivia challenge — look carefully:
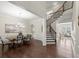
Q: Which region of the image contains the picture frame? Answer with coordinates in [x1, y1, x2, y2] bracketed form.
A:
[5, 24, 21, 33]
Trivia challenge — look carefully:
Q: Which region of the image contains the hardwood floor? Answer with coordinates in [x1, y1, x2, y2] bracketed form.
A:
[57, 37, 73, 58]
[0, 39, 73, 58]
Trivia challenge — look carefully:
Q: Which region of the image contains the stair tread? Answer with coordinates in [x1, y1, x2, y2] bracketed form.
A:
[46, 39, 54, 40]
[46, 38, 55, 39]
[46, 41, 55, 42]
[47, 40, 55, 41]
[47, 42, 55, 44]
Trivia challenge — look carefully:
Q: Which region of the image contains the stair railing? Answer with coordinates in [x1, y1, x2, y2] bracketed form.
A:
[47, 1, 73, 25]
[47, 1, 74, 43]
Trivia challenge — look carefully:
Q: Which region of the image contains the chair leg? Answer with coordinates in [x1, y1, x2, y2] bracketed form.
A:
[2, 44, 4, 52]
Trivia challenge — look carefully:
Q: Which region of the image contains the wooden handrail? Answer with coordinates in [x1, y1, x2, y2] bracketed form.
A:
[47, 1, 73, 37]
[47, 1, 73, 21]
[49, 25, 56, 33]
[49, 1, 66, 15]
[47, 1, 66, 21]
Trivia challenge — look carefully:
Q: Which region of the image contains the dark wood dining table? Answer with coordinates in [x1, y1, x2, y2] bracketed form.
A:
[8, 38, 17, 49]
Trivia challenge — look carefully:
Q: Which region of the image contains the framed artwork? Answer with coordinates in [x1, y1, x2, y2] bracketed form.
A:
[5, 24, 22, 33]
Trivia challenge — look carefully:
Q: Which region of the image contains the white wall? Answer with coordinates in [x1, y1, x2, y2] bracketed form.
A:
[0, 14, 30, 39]
[71, 2, 79, 57]
[29, 18, 46, 46]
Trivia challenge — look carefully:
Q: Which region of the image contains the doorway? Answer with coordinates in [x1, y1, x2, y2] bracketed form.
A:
[56, 22, 74, 57]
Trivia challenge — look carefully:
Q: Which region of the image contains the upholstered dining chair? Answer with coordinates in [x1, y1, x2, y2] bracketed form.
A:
[16, 32, 24, 47]
[0, 36, 12, 52]
[23, 34, 32, 45]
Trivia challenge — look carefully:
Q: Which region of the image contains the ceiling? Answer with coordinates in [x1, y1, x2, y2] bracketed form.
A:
[0, 1, 39, 20]
[9, 1, 64, 18]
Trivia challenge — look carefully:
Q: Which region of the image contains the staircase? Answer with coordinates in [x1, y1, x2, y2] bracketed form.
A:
[46, 33, 55, 44]
[46, 25, 56, 44]
[46, 1, 73, 45]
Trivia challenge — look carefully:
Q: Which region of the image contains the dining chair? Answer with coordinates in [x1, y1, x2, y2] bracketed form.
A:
[0, 36, 12, 52]
[17, 33, 24, 47]
[23, 34, 32, 45]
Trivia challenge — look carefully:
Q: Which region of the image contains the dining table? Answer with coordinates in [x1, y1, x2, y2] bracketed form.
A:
[8, 38, 17, 49]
